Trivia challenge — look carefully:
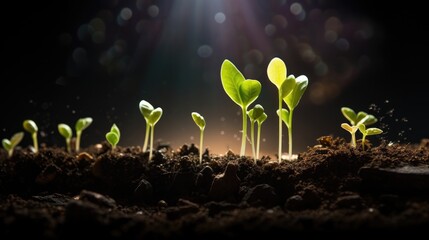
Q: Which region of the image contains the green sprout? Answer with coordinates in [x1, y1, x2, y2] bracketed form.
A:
[358, 124, 383, 150]
[2, 132, 24, 157]
[267, 57, 295, 161]
[75, 117, 93, 152]
[276, 75, 308, 160]
[256, 112, 267, 160]
[139, 100, 154, 152]
[248, 104, 264, 161]
[23, 120, 38, 153]
[105, 124, 120, 151]
[221, 59, 261, 156]
[191, 112, 206, 164]
[147, 107, 163, 161]
[341, 107, 377, 148]
[58, 123, 72, 153]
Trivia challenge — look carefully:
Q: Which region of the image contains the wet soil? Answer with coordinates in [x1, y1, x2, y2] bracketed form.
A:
[1, 137, 429, 238]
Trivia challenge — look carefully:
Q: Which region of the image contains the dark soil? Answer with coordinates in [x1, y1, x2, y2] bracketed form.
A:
[1, 136, 429, 239]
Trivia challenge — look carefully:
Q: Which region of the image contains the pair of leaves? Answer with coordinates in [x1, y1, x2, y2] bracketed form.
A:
[248, 104, 267, 124]
[106, 124, 120, 147]
[192, 112, 206, 130]
[341, 123, 359, 134]
[359, 124, 383, 136]
[2, 132, 24, 151]
[76, 117, 93, 133]
[23, 120, 38, 134]
[221, 60, 261, 109]
[139, 100, 163, 126]
[58, 124, 72, 139]
[341, 107, 377, 126]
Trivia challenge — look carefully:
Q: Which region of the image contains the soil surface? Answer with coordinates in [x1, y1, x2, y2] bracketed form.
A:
[1, 136, 429, 238]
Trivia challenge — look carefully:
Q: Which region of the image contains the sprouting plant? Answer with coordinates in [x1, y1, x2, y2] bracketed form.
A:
[247, 104, 264, 161]
[139, 100, 154, 152]
[75, 117, 93, 152]
[256, 112, 267, 160]
[221, 59, 261, 157]
[58, 124, 72, 153]
[105, 124, 120, 151]
[2, 132, 24, 157]
[23, 120, 38, 153]
[341, 107, 377, 148]
[267, 58, 295, 161]
[191, 112, 206, 164]
[147, 107, 163, 161]
[358, 124, 383, 150]
[277, 75, 308, 160]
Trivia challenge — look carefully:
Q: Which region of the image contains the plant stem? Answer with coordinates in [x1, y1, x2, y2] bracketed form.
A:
[288, 110, 294, 160]
[278, 91, 282, 162]
[32, 133, 38, 153]
[351, 131, 356, 148]
[142, 122, 150, 152]
[256, 123, 262, 160]
[240, 107, 247, 157]
[250, 120, 256, 162]
[362, 134, 366, 150]
[199, 129, 204, 164]
[8, 149, 13, 158]
[76, 131, 81, 152]
[149, 125, 154, 161]
[66, 138, 71, 153]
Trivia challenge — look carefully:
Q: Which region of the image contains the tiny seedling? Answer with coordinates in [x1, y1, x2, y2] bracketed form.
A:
[147, 107, 163, 161]
[221, 59, 261, 156]
[75, 117, 93, 152]
[23, 120, 38, 153]
[105, 124, 120, 150]
[341, 107, 377, 148]
[247, 104, 264, 161]
[256, 112, 267, 160]
[191, 112, 206, 164]
[139, 100, 154, 152]
[2, 132, 24, 157]
[359, 124, 383, 150]
[58, 123, 72, 153]
[267, 58, 296, 161]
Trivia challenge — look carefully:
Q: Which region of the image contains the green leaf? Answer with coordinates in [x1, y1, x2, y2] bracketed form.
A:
[358, 123, 366, 134]
[280, 75, 296, 98]
[148, 107, 163, 126]
[284, 75, 308, 110]
[238, 80, 261, 108]
[277, 108, 290, 128]
[110, 124, 120, 139]
[2, 139, 11, 151]
[106, 132, 119, 146]
[341, 123, 358, 133]
[10, 132, 24, 147]
[257, 112, 267, 125]
[58, 124, 72, 139]
[248, 104, 264, 121]
[75, 117, 93, 132]
[220, 60, 245, 106]
[356, 112, 368, 123]
[191, 112, 206, 130]
[341, 107, 357, 125]
[366, 128, 383, 135]
[267, 57, 287, 89]
[362, 115, 377, 126]
[23, 120, 38, 134]
[139, 100, 154, 119]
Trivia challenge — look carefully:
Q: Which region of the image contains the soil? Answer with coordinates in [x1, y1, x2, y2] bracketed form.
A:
[1, 136, 429, 239]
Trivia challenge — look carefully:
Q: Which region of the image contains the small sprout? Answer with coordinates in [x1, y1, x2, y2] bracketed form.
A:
[221, 59, 261, 156]
[248, 104, 264, 161]
[359, 124, 383, 150]
[58, 123, 72, 153]
[341, 107, 377, 148]
[191, 112, 206, 164]
[256, 112, 267, 160]
[75, 117, 93, 152]
[105, 124, 120, 150]
[341, 123, 359, 148]
[139, 100, 154, 152]
[147, 107, 163, 161]
[23, 120, 38, 153]
[2, 132, 24, 157]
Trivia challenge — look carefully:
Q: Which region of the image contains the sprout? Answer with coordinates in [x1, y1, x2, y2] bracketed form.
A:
[75, 117, 93, 152]
[2, 132, 24, 157]
[256, 112, 267, 160]
[58, 123, 72, 153]
[23, 120, 38, 153]
[139, 100, 154, 152]
[341, 107, 377, 148]
[147, 107, 163, 161]
[247, 104, 264, 161]
[191, 112, 206, 164]
[267, 58, 295, 161]
[221, 59, 261, 156]
[105, 124, 120, 150]
[358, 124, 383, 150]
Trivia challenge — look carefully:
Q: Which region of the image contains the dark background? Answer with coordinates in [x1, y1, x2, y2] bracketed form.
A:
[1, 0, 428, 155]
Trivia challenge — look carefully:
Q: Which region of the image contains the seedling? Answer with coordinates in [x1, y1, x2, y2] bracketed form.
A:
[341, 107, 377, 148]
[58, 123, 72, 153]
[147, 107, 163, 161]
[267, 58, 295, 161]
[2, 132, 24, 157]
[221, 59, 261, 156]
[256, 112, 267, 160]
[191, 112, 206, 164]
[105, 124, 120, 150]
[139, 100, 154, 152]
[248, 104, 264, 161]
[358, 124, 383, 150]
[23, 120, 38, 153]
[75, 117, 93, 152]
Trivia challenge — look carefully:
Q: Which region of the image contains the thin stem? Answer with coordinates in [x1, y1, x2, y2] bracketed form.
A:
[240, 107, 247, 157]
[278, 91, 282, 162]
[288, 110, 294, 160]
[199, 129, 204, 164]
[76, 131, 81, 152]
[32, 133, 38, 153]
[142, 122, 150, 152]
[250, 120, 256, 162]
[8, 149, 13, 158]
[351, 131, 356, 148]
[149, 125, 154, 161]
[66, 138, 71, 153]
[256, 123, 262, 160]
[362, 134, 366, 150]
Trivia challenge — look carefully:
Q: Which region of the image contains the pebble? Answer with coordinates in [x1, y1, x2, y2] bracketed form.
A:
[335, 194, 364, 209]
[75, 190, 116, 209]
[284, 195, 305, 211]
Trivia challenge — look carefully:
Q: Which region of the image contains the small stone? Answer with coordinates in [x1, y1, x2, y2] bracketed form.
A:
[76, 152, 94, 161]
[242, 184, 279, 208]
[134, 178, 153, 203]
[75, 190, 116, 209]
[157, 200, 168, 208]
[285, 195, 304, 211]
[335, 194, 364, 209]
[209, 162, 240, 201]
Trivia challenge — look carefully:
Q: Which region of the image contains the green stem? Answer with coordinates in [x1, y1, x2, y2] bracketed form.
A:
[66, 138, 71, 153]
[32, 133, 38, 153]
[256, 123, 262, 160]
[8, 149, 13, 158]
[288, 110, 294, 160]
[240, 107, 247, 157]
[149, 125, 154, 161]
[351, 131, 356, 148]
[278, 91, 282, 162]
[250, 120, 256, 162]
[199, 129, 204, 164]
[362, 134, 366, 150]
[76, 131, 81, 152]
[142, 122, 150, 152]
